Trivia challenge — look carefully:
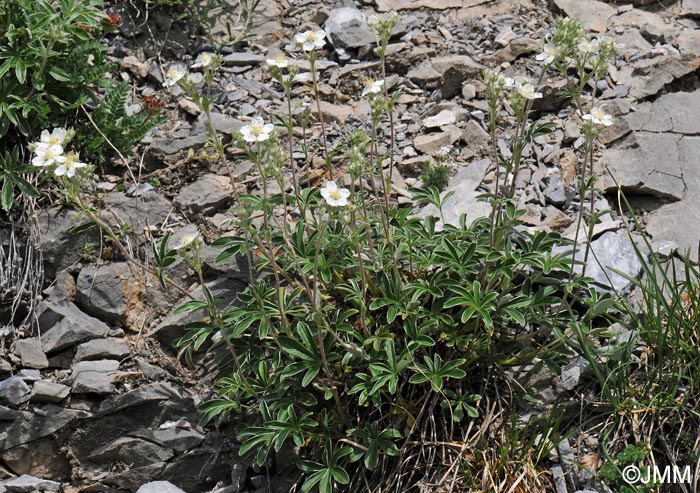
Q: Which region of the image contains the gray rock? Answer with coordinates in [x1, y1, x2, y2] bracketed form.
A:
[222, 52, 264, 66]
[137, 481, 186, 493]
[431, 55, 483, 99]
[568, 231, 643, 292]
[73, 338, 130, 363]
[29, 381, 70, 403]
[560, 357, 592, 390]
[553, 0, 616, 32]
[14, 338, 48, 369]
[174, 174, 234, 215]
[150, 133, 209, 155]
[615, 55, 700, 100]
[376, 0, 490, 10]
[37, 300, 110, 354]
[135, 422, 205, 452]
[0, 437, 71, 481]
[0, 475, 60, 492]
[544, 173, 567, 206]
[92, 437, 174, 464]
[76, 263, 135, 323]
[102, 190, 172, 233]
[193, 112, 244, 136]
[70, 359, 121, 395]
[0, 377, 30, 407]
[325, 7, 375, 49]
[414, 126, 461, 155]
[416, 159, 492, 229]
[423, 110, 456, 128]
[36, 207, 101, 278]
[97, 381, 193, 415]
[135, 356, 169, 381]
[683, 0, 700, 15]
[0, 405, 88, 450]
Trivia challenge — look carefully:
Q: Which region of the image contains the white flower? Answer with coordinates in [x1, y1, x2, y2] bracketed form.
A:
[535, 40, 559, 65]
[163, 64, 187, 87]
[173, 231, 201, 250]
[294, 30, 326, 51]
[362, 78, 384, 96]
[514, 79, 542, 100]
[582, 106, 614, 127]
[266, 53, 288, 68]
[186, 72, 204, 85]
[191, 52, 215, 69]
[31, 144, 63, 167]
[40, 127, 68, 147]
[503, 76, 515, 87]
[435, 145, 452, 158]
[578, 38, 599, 54]
[53, 151, 87, 178]
[320, 181, 351, 207]
[240, 117, 275, 143]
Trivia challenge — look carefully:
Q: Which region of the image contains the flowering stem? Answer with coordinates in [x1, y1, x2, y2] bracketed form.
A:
[309, 53, 331, 180]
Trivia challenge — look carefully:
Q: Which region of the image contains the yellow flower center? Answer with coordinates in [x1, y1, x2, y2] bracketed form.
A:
[45, 148, 56, 159]
[275, 54, 286, 64]
[329, 189, 342, 200]
[251, 124, 263, 136]
[307, 32, 317, 42]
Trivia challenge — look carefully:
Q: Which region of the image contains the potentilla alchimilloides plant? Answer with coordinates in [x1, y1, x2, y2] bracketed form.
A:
[147, 15, 622, 493]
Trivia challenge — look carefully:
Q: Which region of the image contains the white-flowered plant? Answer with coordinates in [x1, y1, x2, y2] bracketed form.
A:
[362, 78, 384, 97]
[578, 38, 599, 55]
[240, 117, 275, 143]
[31, 144, 64, 167]
[173, 230, 202, 250]
[320, 180, 351, 207]
[536, 39, 559, 65]
[40, 127, 70, 147]
[514, 79, 543, 100]
[266, 53, 289, 69]
[582, 106, 614, 127]
[54, 152, 87, 178]
[294, 30, 326, 51]
[191, 52, 215, 69]
[163, 64, 187, 88]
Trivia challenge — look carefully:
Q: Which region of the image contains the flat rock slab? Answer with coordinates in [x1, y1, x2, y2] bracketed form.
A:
[600, 90, 700, 257]
[74, 338, 130, 363]
[14, 338, 48, 369]
[0, 377, 30, 407]
[76, 263, 140, 323]
[0, 475, 61, 492]
[137, 481, 186, 493]
[416, 159, 492, 228]
[37, 300, 110, 354]
[552, 0, 616, 32]
[561, 231, 643, 292]
[70, 360, 122, 395]
[0, 405, 89, 450]
[30, 381, 70, 403]
[174, 173, 233, 215]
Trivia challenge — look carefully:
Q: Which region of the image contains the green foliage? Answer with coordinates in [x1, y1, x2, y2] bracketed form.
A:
[162, 183, 604, 491]
[0, 0, 110, 210]
[79, 82, 166, 165]
[420, 159, 451, 191]
[598, 443, 655, 493]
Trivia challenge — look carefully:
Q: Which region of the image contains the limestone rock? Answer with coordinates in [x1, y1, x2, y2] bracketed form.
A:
[91, 437, 174, 464]
[14, 339, 48, 369]
[416, 159, 491, 228]
[0, 475, 61, 492]
[324, 7, 375, 49]
[30, 381, 70, 403]
[37, 300, 110, 354]
[174, 174, 233, 215]
[73, 338, 130, 363]
[552, 0, 616, 32]
[70, 360, 121, 395]
[313, 101, 354, 124]
[76, 263, 145, 324]
[137, 481, 187, 493]
[0, 405, 88, 450]
[0, 377, 30, 407]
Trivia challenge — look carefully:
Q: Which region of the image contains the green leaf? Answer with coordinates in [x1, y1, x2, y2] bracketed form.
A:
[1, 178, 13, 211]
